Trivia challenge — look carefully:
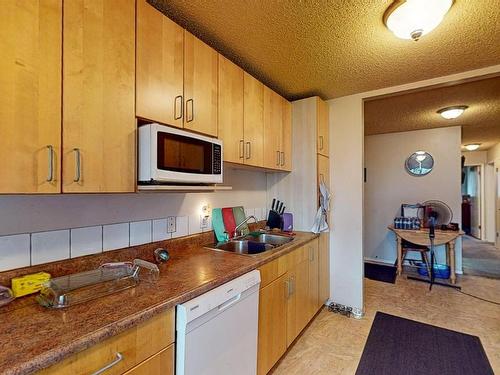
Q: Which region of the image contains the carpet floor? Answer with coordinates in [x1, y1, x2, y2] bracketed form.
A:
[462, 236, 500, 278]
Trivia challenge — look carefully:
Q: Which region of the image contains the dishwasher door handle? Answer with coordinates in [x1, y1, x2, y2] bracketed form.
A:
[218, 293, 242, 312]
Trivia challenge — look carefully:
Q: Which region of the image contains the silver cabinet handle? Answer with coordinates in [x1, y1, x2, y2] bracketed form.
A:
[309, 247, 315, 262]
[281, 151, 285, 166]
[285, 279, 291, 299]
[174, 95, 183, 120]
[239, 140, 244, 159]
[245, 142, 251, 159]
[73, 148, 81, 182]
[46, 145, 54, 182]
[186, 98, 194, 122]
[276, 150, 280, 166]
[290, 276, 295, 295]
[319, 136, 324, 150]
[91, 352, 124, 375]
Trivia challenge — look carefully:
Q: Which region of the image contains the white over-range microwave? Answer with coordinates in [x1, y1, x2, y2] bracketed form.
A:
[138, 123, 223, 185]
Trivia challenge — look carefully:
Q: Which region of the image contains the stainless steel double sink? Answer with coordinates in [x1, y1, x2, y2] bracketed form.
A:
[204, 233, 294, 256]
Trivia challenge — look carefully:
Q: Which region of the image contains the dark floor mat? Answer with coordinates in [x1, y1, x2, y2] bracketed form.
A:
[356, 312, 494, 375]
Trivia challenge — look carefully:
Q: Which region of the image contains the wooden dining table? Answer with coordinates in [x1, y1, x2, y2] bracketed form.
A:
[388, 225, 464, 284]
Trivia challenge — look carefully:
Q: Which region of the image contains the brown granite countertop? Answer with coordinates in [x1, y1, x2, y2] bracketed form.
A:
[0, 230, 318, 375]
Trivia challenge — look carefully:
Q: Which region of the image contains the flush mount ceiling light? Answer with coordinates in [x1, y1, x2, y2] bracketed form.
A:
[384, 0, 454, 41]
[437, 105, 468, 119]
[464, 144, 481, 151]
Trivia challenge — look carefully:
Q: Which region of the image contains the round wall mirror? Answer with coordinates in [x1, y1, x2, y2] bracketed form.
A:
[405, 151, 434, 176]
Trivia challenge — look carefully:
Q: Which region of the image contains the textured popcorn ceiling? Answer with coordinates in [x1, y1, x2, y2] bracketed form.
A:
[364, 76, 500, 150]
[150, 0, 500, 100]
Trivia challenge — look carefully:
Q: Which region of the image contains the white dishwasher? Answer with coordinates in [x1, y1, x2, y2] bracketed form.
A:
[176, 270, 261, 375]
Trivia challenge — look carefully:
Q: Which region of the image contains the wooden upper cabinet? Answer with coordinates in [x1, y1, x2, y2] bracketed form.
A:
[243, 73, 264, 167]
[0, 0, 62, 194]
[218, 55, 244, 163]
[281, 99, 292, 171]
[136, 0, 183, 128]
[62, 0, 135, 193]
[184, 31, 218, 137]
[317, 98, 329, 157]
[263, 87, 283, 170]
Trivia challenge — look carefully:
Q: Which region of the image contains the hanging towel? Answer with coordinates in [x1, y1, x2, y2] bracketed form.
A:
[233, 206, 249, 235]
[222, 207, 237, 238]
[311, 180, 331, 233]
[212, 208, 228, 242]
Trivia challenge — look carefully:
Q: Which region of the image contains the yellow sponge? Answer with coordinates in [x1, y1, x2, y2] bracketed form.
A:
[11, 272, 51, 298]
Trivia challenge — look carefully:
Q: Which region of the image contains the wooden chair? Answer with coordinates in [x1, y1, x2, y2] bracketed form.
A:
[401, 240, 431, 276]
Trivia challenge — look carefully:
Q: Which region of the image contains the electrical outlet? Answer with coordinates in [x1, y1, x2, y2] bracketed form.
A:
[200, 214, 209, 229]
[167, 216, 176, 233]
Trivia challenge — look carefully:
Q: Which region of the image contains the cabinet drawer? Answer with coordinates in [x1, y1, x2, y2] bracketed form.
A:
[123, 344, 174, 375]
[281, 243, 309, 271]
[39, 309, 174, 375]
[258, 258, 287, 288]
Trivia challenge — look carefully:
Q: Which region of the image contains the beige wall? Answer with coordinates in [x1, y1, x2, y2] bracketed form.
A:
[487, 143, 500, 163]
[462, 151, 487, 166]
[328, 95, 364, 312]
[364, 127, 463, 271]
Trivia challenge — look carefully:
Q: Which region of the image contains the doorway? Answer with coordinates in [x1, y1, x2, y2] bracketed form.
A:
[462, 165, 482, 239]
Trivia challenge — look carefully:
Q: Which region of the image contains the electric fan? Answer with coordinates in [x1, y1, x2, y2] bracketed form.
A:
[423, 200, 453, 227]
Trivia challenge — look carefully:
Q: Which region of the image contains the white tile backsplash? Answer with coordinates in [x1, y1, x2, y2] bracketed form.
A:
[130, 220, 152, 246]
[172, 216, 188, 239]
[0, 205, 261, 271]
[152, 219, 170, 242]
[0, 234, 31, 271]
[31, 230, 70, 265]
[103, 223, 129, 251]
[188, 214, 202, 235]
[71, 226, 103, 257]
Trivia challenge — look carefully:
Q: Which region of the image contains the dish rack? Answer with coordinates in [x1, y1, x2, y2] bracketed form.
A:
[36, 259, 159, 308]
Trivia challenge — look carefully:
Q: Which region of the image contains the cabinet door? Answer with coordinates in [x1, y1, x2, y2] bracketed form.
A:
[218, 55, 244, 163]
[281, 98, 292, 171]
[308, 239, 320, 319]
[243, 73, 264, 167]
[257, 274, 288, 375]
[136, 0, 183, 128]
[317, 154, 330, 206]
[318, 232, 330, 308]
[123, 345, 174, 375]
[62, 0, 135, 193]
[317, 98, 329, 157]
[263, 87, 282, 170]
[286, 258, 310, 347]
[0, 0, 61, 194]
[184, 31, 218, 137]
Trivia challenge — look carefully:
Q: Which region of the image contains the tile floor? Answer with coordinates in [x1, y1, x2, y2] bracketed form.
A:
[272, 275, 500, 374]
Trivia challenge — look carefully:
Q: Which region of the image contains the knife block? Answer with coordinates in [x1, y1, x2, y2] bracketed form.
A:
[267, 210, 282, 230]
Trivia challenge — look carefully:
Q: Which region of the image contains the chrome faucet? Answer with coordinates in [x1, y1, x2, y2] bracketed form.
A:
[234, 215, 258, 238]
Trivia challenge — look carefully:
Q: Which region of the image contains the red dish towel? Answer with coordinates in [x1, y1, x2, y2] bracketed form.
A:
[222, 207, 237, 238]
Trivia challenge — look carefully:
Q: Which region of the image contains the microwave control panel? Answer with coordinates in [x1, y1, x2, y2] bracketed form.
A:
[213, 144, 222, 175]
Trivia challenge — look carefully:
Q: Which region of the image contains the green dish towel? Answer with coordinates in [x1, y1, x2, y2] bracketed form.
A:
[212, 208, 228, 242]
[233, 206, 249, 235]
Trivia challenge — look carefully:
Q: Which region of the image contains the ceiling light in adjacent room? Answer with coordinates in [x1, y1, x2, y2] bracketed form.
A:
[437, 105, 468, 119]
[464, 144, 481, 151]
[384, 0, 454, 41]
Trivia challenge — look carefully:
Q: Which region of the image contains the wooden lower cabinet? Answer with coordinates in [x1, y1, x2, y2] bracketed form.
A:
[318, 232, 330, 308]
[39, 309, 174, 375]
[307, 238, 320, 319]
[123, 344, 174, 375]
[257, 273, 288, 375]
[286, 256, 310, 346]
[257, 239, 324, 374]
